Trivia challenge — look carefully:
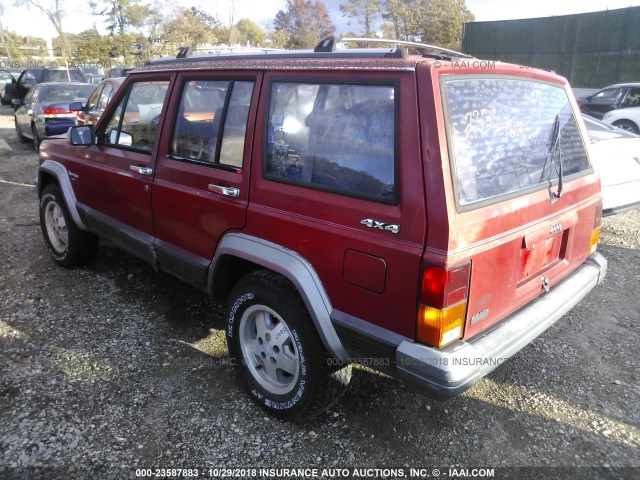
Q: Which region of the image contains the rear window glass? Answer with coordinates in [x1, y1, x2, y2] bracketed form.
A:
[41, 84, 94, 103]
[442, 77, 590, 207]
[265, 82, 396, 202]
[44, 70, 86, 82]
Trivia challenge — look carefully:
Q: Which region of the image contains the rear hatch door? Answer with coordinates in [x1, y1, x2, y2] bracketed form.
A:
[423, 65, 601, 340]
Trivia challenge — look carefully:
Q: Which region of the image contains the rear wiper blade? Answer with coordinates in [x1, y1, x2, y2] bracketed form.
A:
[548, 114, 563, 203]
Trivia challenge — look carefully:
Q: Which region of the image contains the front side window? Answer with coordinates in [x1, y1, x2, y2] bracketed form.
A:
[265, 81, 396, 202]
[591, 87, 621, 103]
[442, 77, 591, 207]
[622, 87, 640, 107]
[98, 83, 114, 110]
[170, 79, 254, 168]
[100, 80, 170, 152]
[86, 85, 103, 112]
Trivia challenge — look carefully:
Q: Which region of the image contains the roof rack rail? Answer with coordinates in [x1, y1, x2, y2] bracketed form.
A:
[176, 45, 282, 58]
[320, 36, 472, 58]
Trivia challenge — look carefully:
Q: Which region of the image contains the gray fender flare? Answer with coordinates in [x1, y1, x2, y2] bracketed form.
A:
[209, 233, 349, 361]
[38, 160, 88, 231]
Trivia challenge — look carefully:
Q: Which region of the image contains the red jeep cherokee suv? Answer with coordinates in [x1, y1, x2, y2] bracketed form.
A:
[37, 38, 607, 421]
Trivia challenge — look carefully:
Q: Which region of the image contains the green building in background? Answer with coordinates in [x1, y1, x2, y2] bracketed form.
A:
[462, 6, 640, 88]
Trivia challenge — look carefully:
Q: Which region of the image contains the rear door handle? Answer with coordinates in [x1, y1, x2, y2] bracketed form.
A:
[130, 165, 153, 176]
[208, 184, 240, 197]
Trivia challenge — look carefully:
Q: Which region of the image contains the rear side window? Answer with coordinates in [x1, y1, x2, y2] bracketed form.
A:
[442, 77, 590, 207]
[170, 80, 254, 168]
[265, 81, 396, 202]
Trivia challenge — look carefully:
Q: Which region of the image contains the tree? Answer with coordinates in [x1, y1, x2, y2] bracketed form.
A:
[151, 7, 222, 56]
[273, 0, 335, 49]
[90, 0, 150, 35]
[15, 0, 72, 59]
[339, 0, 381, 37]
[234, 18, 266, 47]
[72, 29, 113, 63]
[381, 0, 474, 50]
[265, 25, 289, 49]
[0, 2, 12, 61]
[52, 32, 81, 57]
[0, 30, 47, 60]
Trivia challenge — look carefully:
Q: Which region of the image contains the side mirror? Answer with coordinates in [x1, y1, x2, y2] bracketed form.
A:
[108, 129, 132, 146]
[68, 101, 84, 112]
[11, 98, 21, 107]
[68, 125, 94, 145]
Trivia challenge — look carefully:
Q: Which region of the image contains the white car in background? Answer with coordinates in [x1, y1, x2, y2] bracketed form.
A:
[602, 106, 640, 134]
[583, 115, 640, 215]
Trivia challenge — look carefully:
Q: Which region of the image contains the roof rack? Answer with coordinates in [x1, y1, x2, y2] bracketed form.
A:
[175, 45, 282, 58]
[314, 36, 472, 58]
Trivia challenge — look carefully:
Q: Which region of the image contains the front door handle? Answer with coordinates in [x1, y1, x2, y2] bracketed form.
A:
[130, 165, 153, 176]
[208, 184, 240, 197]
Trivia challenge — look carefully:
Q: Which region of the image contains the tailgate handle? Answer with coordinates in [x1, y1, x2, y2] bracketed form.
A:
[130, 165, 153, 176]
[208, 184, 240, 197]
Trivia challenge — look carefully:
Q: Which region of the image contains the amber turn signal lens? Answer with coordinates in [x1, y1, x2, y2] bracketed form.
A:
[417, 301, 466, 348]
[590, 227, 600, 254]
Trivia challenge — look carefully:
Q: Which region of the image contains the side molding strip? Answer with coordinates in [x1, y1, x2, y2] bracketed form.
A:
[210, 233, 349, 360]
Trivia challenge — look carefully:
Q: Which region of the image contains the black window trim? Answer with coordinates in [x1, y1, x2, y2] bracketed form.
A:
[262, 76, 400, 205]
[165, 75, 256, 173]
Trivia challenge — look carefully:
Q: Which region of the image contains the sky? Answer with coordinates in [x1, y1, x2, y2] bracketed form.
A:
[2, 0, 640, 45]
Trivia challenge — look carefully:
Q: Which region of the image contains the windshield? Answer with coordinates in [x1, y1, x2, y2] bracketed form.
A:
[442, 77, 591, 207]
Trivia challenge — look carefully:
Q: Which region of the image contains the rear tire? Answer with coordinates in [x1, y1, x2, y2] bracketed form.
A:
[15, 119, 29, 143]
[612, 120, 639, 135]
[39, 184, 98, 268]
[32, 125, 41, 152]
[226, 270, 351, 422]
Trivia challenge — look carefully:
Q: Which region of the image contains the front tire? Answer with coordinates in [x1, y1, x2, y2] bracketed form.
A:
[39, 184, 98, 268]
[226, 270, 351, 422]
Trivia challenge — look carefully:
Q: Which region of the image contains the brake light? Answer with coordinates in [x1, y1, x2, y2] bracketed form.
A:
[590, 202, 603, 254]
[44, 107, 73, 118]
[417, 263, 471, 348]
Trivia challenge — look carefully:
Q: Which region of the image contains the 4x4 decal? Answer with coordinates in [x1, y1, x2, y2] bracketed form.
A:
[360, 218, 400, 234]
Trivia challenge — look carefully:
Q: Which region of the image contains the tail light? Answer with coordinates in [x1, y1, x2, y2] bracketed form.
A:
[417, 262, 471, 348]
[44, 107, 73, 118]
[590, 202, 602, 254]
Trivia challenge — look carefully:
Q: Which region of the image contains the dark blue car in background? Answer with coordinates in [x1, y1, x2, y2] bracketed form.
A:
[13, 82, 94, 151]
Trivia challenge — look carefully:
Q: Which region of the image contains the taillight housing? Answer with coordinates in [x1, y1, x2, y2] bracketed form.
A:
[417, 262, 471, 348]
[44, 107, 73, 118]
[590, 202, 603, 254]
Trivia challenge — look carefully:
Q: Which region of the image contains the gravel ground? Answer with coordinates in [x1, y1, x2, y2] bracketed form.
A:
[0, 104, 639, 479]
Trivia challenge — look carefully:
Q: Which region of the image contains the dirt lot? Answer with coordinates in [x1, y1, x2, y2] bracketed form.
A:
[0, 104, 638, 479]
